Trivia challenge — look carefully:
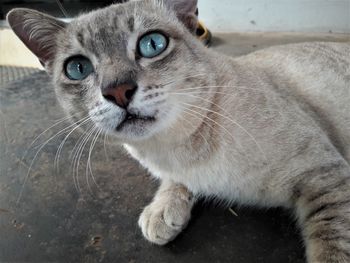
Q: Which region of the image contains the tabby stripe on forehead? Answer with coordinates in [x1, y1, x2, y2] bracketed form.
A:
[85, 24, 101, 59]
[77, 32, 85, 47]
[127, 17, 134, 32]
[96, 28, 111, 47]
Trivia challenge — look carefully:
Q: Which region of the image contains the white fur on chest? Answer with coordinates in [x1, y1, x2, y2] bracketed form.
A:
[124, 144, 289, 207]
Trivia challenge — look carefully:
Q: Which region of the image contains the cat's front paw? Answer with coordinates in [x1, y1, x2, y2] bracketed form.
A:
[138, 196, 192, 245]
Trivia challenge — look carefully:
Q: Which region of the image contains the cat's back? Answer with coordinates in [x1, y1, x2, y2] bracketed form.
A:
[235, 41, 350, 160]
[239, 42, 350, 109]
[237, 41, 350, 84]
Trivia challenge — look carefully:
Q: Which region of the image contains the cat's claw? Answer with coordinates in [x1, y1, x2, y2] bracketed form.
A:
[138, 196, 192, 245]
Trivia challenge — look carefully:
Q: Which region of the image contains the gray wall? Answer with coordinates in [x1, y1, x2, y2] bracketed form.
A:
[198, 0, 350, 33]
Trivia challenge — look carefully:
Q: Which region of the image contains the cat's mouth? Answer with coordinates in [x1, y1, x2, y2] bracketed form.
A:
[116, 112, 156, 131]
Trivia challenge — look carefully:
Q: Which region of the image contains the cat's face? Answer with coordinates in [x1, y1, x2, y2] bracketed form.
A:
[8, 0, 213, 142]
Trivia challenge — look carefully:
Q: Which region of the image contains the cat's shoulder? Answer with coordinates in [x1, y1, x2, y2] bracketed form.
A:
[236, 41, 350, 64]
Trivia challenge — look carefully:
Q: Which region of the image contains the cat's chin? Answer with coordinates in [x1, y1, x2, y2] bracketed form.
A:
[107, 113, 158, 141]
[115, 113, 156, 132]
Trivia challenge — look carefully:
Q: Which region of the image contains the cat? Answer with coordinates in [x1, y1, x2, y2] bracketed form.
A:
[7, 0, 350, 262]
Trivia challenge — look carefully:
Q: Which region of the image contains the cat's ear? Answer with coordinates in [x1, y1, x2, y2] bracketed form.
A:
[163, 0, 198, 32]
[6, 8, 66, 68]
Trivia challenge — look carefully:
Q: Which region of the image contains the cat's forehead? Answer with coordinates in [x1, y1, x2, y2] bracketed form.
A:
[70, 2, 167, 37]
[62, 1, 174, 56]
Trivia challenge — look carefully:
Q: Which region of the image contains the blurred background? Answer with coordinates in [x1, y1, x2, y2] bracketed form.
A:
[1, 0, 349, 32]
[0, 0, 118, 19]
[1, 0, 349, 68]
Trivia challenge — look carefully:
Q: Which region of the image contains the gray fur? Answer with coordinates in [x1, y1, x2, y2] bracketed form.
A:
[7, 0, 350, 262]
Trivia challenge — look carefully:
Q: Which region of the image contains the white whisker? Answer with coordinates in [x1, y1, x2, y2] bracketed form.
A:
[55, 0, 69, 17]
[179, 98, 270, 173]
[86, 128, 103, 195]
[178, 109, 212, 151]
[182, 98, 267, 162]
[103, 131, 109, 161]
[177, 102, 247, 156]
[70, 125, 95, 194]
[160, 73, 207, 87]
[22, 114, 77, 161]
[177, 85, 263, 92]
[16, 114, 89, 205]
[54, 116, 92, 173]
[73, 126, 97, 195]
[177, 106, 243, 179]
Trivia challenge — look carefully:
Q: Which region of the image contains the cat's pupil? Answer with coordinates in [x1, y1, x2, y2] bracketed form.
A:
[151, 38, 156, 50]
[64, 56, 93, 80]
[77, 63, 83, 74]
[138, 32, 167, 58]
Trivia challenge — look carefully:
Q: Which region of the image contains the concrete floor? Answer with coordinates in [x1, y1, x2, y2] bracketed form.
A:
[0, 32, 349, 263]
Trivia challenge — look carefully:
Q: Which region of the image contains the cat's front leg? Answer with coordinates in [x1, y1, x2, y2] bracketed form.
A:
[295, 169, 350, 263]
[138, 180, 195, 245]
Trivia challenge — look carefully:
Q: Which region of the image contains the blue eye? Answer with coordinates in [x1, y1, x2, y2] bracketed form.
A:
[138, 32, 168, 58]
[65, 56, 94, 80]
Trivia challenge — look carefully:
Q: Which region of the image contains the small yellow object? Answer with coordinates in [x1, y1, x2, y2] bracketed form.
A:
[196, 21, 212, 47]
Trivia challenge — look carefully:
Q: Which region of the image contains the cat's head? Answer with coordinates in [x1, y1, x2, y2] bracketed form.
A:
[7, 0, 215, 142]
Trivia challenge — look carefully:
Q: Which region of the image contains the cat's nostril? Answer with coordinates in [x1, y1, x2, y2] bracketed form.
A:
[103, 94, 117, 104]
[102, 83, 137, 109]
[125, 89, 135, 100]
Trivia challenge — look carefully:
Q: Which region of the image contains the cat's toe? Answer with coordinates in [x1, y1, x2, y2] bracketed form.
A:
[138, 200, 191, 245]
[163, 198, 191, 230]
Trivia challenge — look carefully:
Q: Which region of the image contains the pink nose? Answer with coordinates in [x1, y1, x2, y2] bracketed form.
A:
[102, 83, 137, 109]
